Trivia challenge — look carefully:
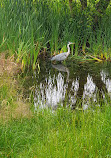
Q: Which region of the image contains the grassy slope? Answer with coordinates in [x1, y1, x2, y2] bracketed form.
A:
[0, 105, 111, 158]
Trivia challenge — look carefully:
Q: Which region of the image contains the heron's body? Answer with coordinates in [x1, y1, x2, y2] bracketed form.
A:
[51, 42, 74, 62]
[51, 52, 68, 61]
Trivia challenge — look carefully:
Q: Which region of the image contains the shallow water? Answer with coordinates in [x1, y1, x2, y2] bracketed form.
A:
[23, 60, 111, 110]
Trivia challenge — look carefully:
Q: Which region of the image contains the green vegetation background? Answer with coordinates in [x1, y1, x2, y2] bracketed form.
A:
[0, 0, 111, 68]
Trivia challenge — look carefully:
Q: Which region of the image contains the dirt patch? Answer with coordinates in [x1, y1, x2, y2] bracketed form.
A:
[0, 53, 21, 76]
[13, 101, 32, 118]
[0, 101, 32, 122]
[0, 53, 32, 122]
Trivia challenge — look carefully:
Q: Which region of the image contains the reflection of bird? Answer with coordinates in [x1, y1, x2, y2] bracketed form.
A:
[52, 64, 69, 73]
[52, 64, 69, 82]
[51, 42, 74, 62]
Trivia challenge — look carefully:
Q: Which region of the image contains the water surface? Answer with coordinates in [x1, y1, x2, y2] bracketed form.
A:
[23, 60, 111, 110]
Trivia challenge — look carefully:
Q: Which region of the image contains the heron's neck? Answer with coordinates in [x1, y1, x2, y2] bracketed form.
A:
[67, 44, 70, 55]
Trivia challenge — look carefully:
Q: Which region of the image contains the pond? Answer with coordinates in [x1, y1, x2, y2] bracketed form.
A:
[23, 60, 111, 110]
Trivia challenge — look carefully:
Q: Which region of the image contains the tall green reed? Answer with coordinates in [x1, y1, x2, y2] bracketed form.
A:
[0, 0, 111, 68]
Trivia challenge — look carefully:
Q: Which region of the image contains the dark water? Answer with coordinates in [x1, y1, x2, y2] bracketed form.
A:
[23, 60, 111, 110]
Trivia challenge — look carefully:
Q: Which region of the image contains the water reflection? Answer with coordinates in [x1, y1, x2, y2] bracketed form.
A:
[27, 62, 111, 110]
[82, 74, 98, 110]
[100, 70, 111, 99]
[52, 64, 69, 82]
[34, 67, 68, 110]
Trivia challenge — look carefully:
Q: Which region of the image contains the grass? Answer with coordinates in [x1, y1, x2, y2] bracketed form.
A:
[0, 0, 111, 68]
[0, 104, 111, 158]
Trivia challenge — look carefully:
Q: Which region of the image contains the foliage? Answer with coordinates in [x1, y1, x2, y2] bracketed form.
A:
[0, 0, 111, 68]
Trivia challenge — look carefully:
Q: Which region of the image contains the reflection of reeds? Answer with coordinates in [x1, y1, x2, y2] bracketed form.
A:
[0, 0, 110, 68]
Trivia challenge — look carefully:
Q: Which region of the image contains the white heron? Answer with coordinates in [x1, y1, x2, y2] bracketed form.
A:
[51, 42, 74, 62]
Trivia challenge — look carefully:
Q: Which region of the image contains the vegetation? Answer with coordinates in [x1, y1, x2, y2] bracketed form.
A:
[0, 1, 111, 157]
[0, 102, 111, 157]
[0, 55, 111, 157]
[0, 54, 31, 120]
[0, 0, 111, 68]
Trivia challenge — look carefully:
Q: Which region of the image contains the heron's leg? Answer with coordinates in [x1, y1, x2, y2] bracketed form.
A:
[61, 60, 66, 64]
[57, 61, 62, 64]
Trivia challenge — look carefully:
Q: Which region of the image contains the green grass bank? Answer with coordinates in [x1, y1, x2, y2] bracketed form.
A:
[0, 104, 111, 158]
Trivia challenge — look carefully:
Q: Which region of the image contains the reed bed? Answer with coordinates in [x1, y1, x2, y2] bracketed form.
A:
[0, 0, 111, 67]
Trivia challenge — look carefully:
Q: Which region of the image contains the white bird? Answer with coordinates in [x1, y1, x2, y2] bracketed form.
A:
[51, 42, 74, 62]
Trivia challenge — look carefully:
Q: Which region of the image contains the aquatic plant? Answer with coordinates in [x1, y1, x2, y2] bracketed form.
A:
[0, 0, 110, 68]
